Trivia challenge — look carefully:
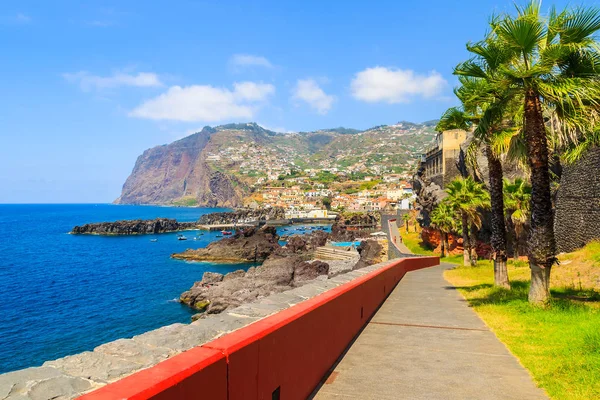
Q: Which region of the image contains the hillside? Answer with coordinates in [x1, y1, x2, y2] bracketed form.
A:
[115, 121, 437, 207]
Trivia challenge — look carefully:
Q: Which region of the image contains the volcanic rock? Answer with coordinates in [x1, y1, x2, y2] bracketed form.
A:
[179, 255, 329, 314]
[198, 208, 285, 225]
[172, 226, 281, 263]
[71, 218, 196, 235]
[353, 240, 384, 270]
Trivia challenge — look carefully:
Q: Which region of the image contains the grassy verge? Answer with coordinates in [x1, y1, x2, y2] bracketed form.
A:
[403, 229, 600, 399]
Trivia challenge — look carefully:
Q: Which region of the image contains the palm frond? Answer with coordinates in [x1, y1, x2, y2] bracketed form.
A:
[560, 6, 600, 44]
[454, 60, 488, 79]
[436, 107, 472, 132]
[496, 13, 545, 55]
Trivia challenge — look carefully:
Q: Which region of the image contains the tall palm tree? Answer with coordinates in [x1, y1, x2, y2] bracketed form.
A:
[453, 30, 531, 289]
[489, 1, 600, 303]
[430, 201, 456, 257]
[401, 213, 410, 233]
[445, 177, 491, 266]
[503, 178, 532, 257]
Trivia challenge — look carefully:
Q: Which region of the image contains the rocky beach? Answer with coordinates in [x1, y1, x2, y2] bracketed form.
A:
[175, 222, 384, 317]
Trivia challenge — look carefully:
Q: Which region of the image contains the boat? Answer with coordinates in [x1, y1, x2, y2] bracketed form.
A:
[150, 239, 158, 242]
[177, 235, 187, 241]
[216, 234, 223, 238]
[221, 230, 233, 235]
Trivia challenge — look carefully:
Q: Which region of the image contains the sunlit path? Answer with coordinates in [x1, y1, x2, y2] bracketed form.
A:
[312, 263, 547, 400]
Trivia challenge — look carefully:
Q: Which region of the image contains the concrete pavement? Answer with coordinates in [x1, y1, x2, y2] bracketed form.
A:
[311, 263, 547, 400]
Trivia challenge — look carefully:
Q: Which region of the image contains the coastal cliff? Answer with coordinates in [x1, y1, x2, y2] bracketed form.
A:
[114, 126, 247, 207]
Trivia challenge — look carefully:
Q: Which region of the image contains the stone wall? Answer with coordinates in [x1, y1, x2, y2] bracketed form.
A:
[443, 154, 461, 186]
[555, 147, 600, 253]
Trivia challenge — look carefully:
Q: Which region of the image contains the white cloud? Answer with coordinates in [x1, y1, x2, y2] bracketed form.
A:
[351, 67, 447, 103]
[233, 81, 275, 101]
[129, 82, 275, 122]
[1, 13, 31, 25]
[87, 20, 114, 27]
[63, 71, 162, 91]
[292, 79, 335, 115]
[229, 54, 273, 70]
[15, 13, 31, 23]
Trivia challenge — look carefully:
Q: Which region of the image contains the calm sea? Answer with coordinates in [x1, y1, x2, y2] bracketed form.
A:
[0, 204, 260, 374]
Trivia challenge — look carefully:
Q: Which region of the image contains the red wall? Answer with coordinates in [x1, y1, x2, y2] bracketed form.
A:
[78, 256, 438, 400]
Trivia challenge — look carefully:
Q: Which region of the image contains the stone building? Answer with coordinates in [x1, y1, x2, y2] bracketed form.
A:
[422, 129, 467, 188]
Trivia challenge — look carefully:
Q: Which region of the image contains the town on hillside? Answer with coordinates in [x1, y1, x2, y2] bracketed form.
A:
[198, 122, 428, 217]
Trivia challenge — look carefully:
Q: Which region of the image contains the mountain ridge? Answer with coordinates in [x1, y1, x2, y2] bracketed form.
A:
[115, 121, 438, 206]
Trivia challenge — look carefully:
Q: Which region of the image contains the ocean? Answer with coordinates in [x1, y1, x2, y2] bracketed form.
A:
[0, 204, 265, 374]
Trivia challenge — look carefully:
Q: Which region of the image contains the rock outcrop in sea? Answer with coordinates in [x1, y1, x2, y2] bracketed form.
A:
[330, 212, 381, 241]
[197, 207, 286, 225]
[178, 226, 384, 316]
[172, 226, 281, 263]
[180, 256, 331, 315]
[71, 218, 197, 235]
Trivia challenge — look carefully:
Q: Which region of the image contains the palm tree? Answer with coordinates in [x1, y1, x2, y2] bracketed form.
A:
[489, 2, 600, 303]
[438, 85, 513, 286]
[503, 178, 532, 257]
[445, 177, 491, 266]
[453, 30, 532, 289]
[401, 213, 410, 233]
[430, 201, 456, 257]
[410, 209, 419, 233]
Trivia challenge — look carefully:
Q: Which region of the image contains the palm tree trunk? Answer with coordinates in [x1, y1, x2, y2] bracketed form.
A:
[524, 89, 556, 304]
[461, 212, 470, 266]
[486, 144, 510, 289]
[445, 235, 450, 254]
[405, 221, 409, 233]
[440, 231, 446, 257]
[505, 215, 517, 258]
[470, 223, 478, 266]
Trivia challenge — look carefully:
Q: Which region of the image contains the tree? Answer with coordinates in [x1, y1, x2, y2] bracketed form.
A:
[322, 197, 332, 211]
[503, 178, 532, 257]
[452, 34, 520, 289]
[445, 177, 490, 266]
[401, 213, 410, 233]
[430, 202, 456, 257]
[490, 1, 600, 303]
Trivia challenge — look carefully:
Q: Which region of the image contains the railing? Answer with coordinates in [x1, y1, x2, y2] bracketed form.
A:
[78, 256, 439, 400]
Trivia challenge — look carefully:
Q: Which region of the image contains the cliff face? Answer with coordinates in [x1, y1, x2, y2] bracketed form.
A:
[115, 127, 247, 207]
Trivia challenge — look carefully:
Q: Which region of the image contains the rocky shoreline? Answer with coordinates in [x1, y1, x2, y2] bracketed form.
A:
[172, 226, 282, 263]
[71, 209, 386, 318]
[197, 207, 285, 225]
[69, 208, 286, 235]
[70, 218, 197, 235]
[175, 225, 383, 317]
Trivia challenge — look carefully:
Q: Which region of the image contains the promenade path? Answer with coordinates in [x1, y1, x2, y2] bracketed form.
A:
[312, 262, 548, 400]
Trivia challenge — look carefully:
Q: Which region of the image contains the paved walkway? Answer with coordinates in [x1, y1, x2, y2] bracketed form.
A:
[312, 263, 548, 400]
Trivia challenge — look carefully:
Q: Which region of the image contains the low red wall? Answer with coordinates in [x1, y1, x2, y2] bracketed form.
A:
[78, 256, 438, 400]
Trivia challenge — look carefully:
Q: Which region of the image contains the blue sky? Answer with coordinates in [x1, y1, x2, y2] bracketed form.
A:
[0, 0, 578, 203]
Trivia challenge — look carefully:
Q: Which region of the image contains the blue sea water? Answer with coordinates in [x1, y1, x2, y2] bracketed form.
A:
[0, 204, 263, 374]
